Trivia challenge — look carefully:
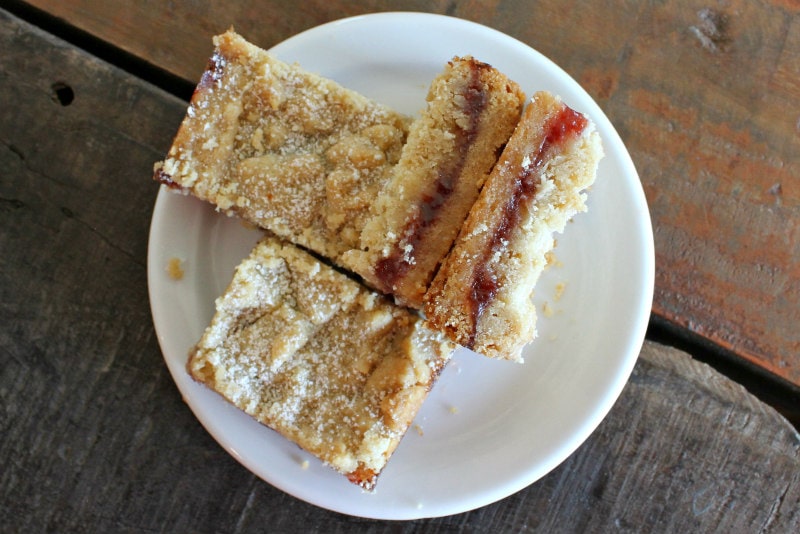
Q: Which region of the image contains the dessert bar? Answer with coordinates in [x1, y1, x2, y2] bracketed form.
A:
[423, 91, 603, 361]
[154, 30, 410, 260]
[187, 237, 455, 489]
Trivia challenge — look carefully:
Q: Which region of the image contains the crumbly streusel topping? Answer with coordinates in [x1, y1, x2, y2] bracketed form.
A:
[155, 30, 410, 259]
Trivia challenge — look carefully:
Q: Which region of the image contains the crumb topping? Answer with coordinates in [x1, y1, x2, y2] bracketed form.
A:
[155, 30, 410, 259]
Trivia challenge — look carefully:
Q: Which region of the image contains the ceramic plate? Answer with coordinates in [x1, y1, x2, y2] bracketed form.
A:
[147, 12, 654, 520]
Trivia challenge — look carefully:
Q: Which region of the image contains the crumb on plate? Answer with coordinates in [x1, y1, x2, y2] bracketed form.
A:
[166, 257, 184, 280]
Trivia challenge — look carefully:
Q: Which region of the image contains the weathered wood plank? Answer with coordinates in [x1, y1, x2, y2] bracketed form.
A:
[15, 0, 800, 386]
[1, 9, 799, 532]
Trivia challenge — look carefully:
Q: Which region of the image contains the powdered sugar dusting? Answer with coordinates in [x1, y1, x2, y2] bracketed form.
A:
[187, 237, 454, 490]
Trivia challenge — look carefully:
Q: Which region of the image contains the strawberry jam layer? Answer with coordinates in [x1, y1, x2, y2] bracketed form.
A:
[154, 167, 184, 190]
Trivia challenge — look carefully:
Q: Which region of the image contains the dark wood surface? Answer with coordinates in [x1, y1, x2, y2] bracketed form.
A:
[1, 4, 799, 532]
[13, 0, 800, 388]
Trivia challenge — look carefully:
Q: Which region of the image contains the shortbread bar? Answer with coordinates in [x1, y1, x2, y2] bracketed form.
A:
[424, 92, 603, 361]
[154, 30, 410, 259]
[187, 237, 455, 490]
[342, 56, 525, 308]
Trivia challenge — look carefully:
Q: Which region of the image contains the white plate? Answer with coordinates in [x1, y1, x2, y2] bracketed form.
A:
[147, 12, 654, 520]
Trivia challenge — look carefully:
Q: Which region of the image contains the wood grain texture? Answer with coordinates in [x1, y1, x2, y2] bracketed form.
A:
[1, 10, 799, 532]
[15, 0, 800, 386]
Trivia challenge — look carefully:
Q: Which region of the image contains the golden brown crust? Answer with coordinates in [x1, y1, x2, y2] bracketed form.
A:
[341, 56, 525, 308]
[423, 92, 603, 361]
[187, 237, 454, 490]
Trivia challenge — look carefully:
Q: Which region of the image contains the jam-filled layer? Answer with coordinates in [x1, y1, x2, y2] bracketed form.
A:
[465, 104, 588, 347]
[347, 465, 378, 491]
[373, 60, 491, 293]
[154, 167, 184, 190]
[197, 50, 228, 92]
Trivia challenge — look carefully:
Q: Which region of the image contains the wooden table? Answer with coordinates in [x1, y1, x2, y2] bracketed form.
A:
[2, 1, 798, 531]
